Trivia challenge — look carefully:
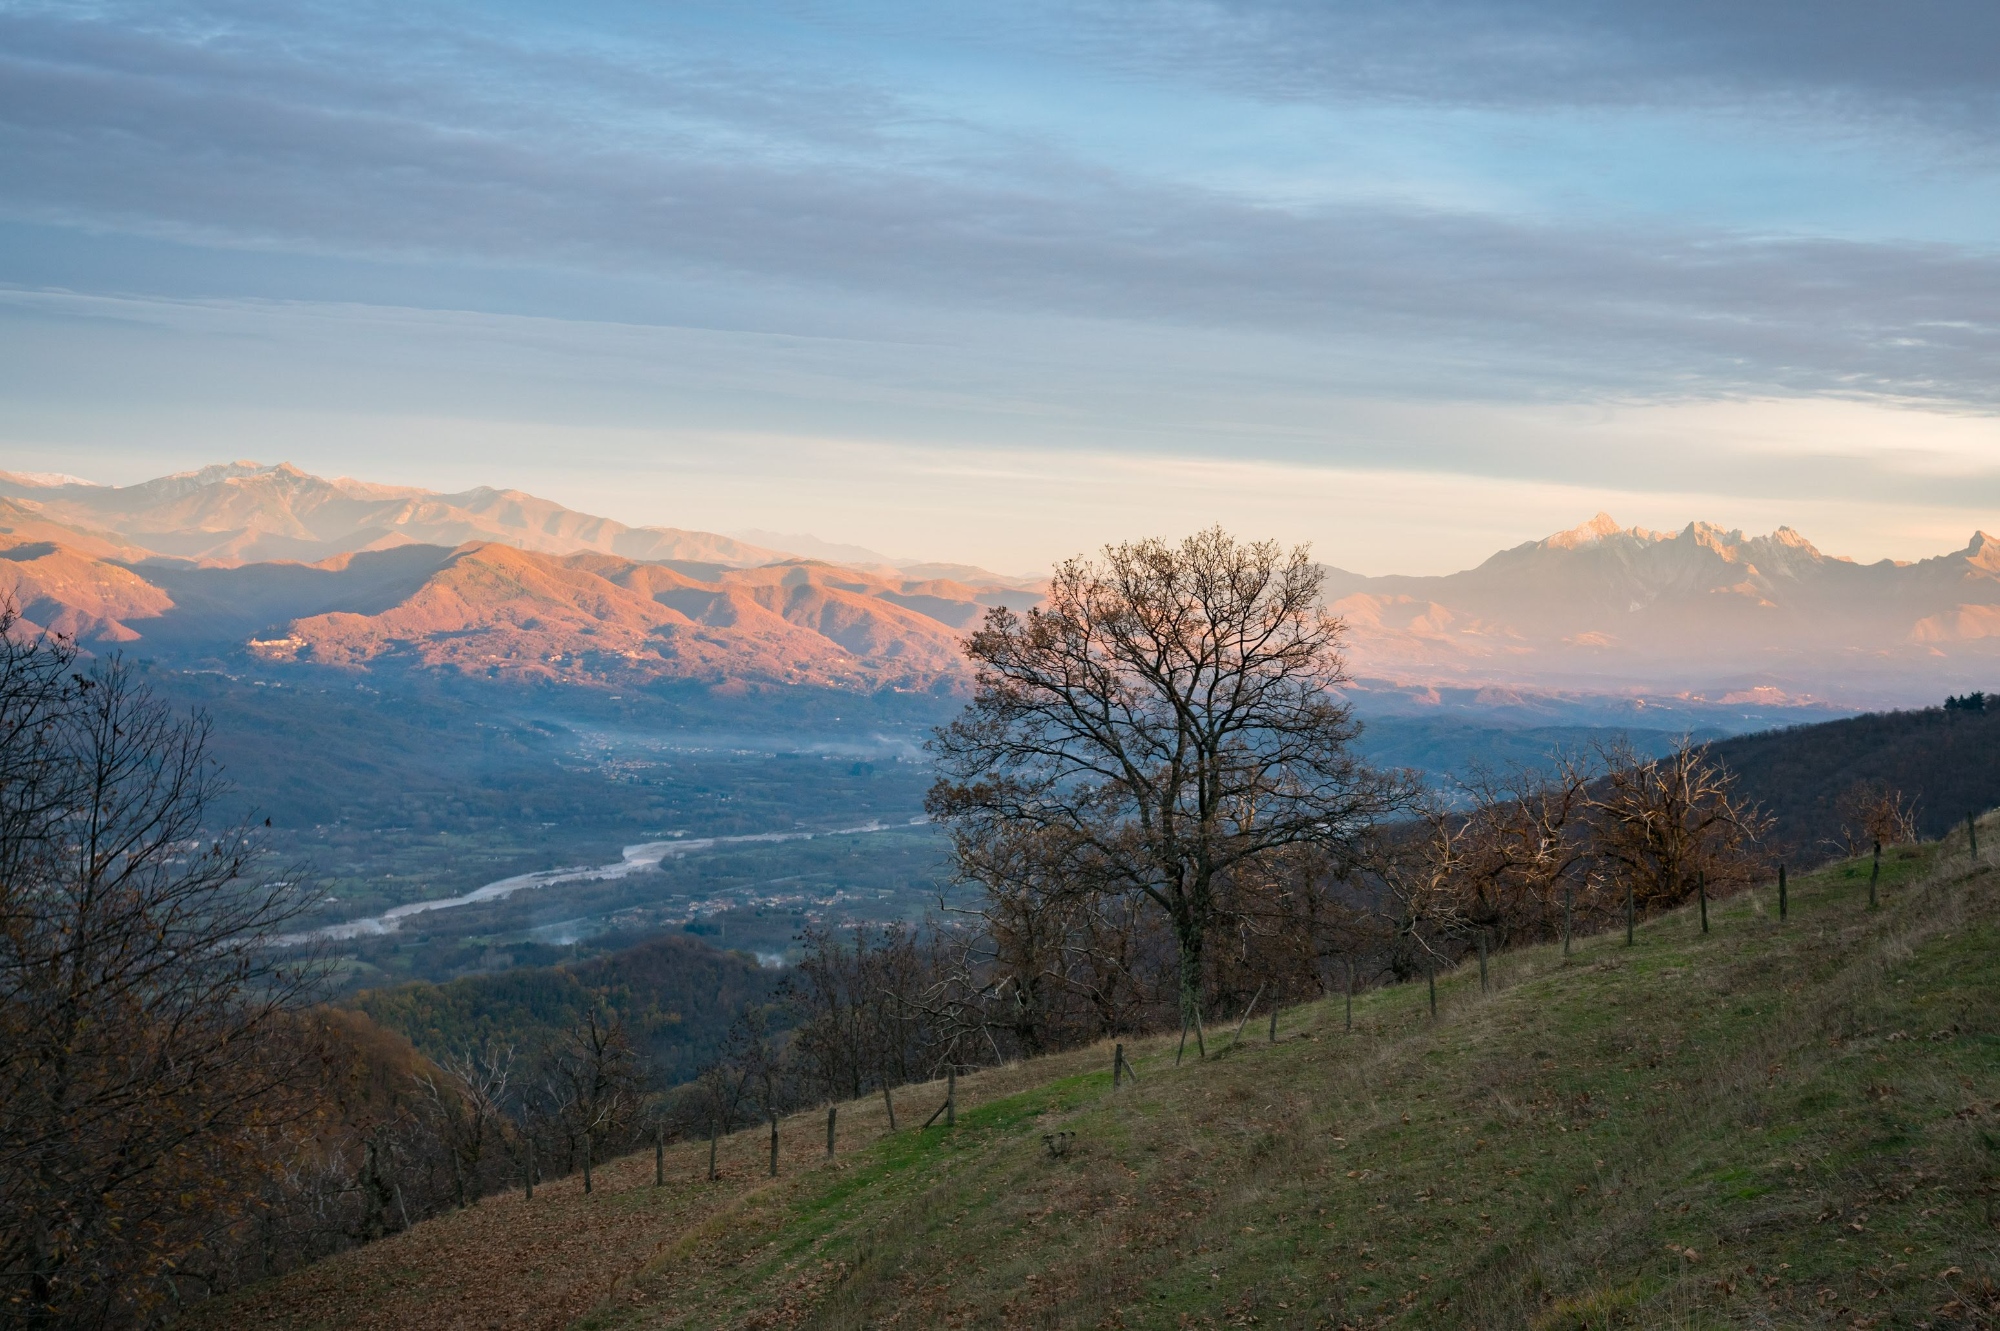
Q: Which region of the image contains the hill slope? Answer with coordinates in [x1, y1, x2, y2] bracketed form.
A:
[197, 832, 2000, 1329]
[3, 537, 1038, 693]
[1714, 703, 2000, 851]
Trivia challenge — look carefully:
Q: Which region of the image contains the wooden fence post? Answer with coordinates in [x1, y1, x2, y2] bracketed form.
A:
[882, 1083, 897, 1131]
[1268, 1005, 1278, 1043]
[1698, 871, 1709, 934]
[768, 1111, 779, 1177]
[1228, 983, 1265, 1050]
[1970, 812, 1980, 860]
[1778, 863, 1787, 921]
[1626, 881, 1636, 947]
[1869, 840, 1881, 909]
[583, 1141, 593, 1195]
[708, 1118, 718, 1181]
[1477, 931, 1489, 992]
[946, 1067, 956, 1128]
[924, 1076, 953, 1128]
[1113, 1042, 1124, 1088]
[655, 1122, 665, 1187]
[1426, 958, 1437, 1019]
[826, 1104, 837, 1159]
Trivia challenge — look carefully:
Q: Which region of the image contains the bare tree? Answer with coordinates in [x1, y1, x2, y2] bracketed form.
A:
[1210, 841, 1372, 1008]
[418, 1041, 514, 1210]
[928, 528, 1415, 1037]
[0, 647, 318, 1327]
[1589, 737, 1769, 910]
[1376, 796, 1467, 978]
[548, 1011, 644, 1186]
[1833, 780, 1920, 856]
[789, 925, 888, 1101]
[1452, 754, 1599, 945]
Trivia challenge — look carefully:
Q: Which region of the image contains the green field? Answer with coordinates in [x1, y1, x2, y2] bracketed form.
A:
[196, 833, 1998, 1329]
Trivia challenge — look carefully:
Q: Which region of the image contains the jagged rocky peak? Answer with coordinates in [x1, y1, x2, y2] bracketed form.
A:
[1959, 530, 2000, 574]
[1540, 512, 1632, 549]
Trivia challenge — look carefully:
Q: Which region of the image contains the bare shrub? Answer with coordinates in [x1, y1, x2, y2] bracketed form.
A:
[1833, 780, 1921, 855]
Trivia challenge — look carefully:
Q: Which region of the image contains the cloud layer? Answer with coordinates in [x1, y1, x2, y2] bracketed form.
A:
[1, 0, 1996, 567]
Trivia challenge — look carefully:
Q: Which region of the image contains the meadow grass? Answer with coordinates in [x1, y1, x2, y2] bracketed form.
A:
[198, 835, 1999, 1329]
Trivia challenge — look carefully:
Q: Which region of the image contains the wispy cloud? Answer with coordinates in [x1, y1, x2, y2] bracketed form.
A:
[0, 0, 1996, 565]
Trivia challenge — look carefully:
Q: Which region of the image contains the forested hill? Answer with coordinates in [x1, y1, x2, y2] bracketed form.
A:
[352, 933, 785, 1087]
[1713, 701, 2000, 853]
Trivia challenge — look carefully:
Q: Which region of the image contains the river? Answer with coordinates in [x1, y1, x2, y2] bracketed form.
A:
[280, 816, 928, 944]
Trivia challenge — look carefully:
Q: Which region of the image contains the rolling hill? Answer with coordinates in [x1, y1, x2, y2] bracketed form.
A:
[189, 827, 2000, 1329]
[1713, 702, 2000, 851]
[11, 539, 1030, 691]
[352, 932, 785, 1088]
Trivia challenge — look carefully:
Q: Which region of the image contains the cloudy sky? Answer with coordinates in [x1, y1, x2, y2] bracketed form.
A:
[3, 1, 1997, 573]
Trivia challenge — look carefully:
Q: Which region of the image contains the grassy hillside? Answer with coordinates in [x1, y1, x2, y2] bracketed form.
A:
[193, 833, 2000, 1329]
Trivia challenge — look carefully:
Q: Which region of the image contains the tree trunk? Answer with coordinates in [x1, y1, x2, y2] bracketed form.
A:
[1172, 901, 1208, 1060]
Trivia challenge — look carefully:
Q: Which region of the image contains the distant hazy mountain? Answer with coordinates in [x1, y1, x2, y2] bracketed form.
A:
[732, 529, 1043, 589]
[1325, 513, 2000, 706]
[2, 462, 1994, 707]
[0, 462, 793, 568]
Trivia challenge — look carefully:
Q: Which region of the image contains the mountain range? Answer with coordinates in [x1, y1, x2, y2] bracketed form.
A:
[0, 462, 798, 568]
[1, 464, 1995, 707]
[1322, 513, 2000, 705]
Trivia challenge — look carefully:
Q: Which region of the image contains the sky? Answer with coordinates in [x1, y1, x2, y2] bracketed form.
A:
[2, 0, 1998, 575]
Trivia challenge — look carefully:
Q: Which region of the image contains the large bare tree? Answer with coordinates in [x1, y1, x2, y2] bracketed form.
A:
[0, 643, 318, 1327]
[927, 528, 1414, 1038]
